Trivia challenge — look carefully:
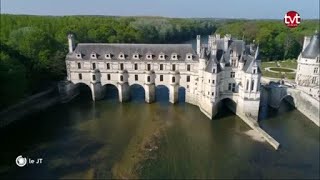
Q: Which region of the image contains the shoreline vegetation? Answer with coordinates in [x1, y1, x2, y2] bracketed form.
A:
[0, 14, 317, 109]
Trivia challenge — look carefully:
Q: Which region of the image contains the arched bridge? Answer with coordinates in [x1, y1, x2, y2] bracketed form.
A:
[262, 82, 319, 126]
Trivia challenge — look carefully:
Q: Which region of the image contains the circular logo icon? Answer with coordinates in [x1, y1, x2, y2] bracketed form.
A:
[16, 155, 27, 167]
[284, 11, 301, 28]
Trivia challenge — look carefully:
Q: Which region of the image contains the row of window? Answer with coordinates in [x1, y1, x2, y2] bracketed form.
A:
[78, 73, 192, 83]
[76, 53, 193, 61]
[77, 62, 192, 71]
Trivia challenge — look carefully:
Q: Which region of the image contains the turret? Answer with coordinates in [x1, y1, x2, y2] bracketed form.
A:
[197, 35, 201, 56]
[68, 34, 75, 53]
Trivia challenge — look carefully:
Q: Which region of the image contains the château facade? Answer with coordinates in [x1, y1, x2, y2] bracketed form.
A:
[65, 34, 262, 120]
[295, 32, 320, 100]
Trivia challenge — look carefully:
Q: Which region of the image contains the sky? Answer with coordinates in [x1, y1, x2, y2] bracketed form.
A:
[1, 0, 319, 19]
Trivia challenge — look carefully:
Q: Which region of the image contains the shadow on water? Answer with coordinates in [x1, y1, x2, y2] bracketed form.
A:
[155, 85, 169, 106]
[103, 84, 119, 100]
[129, 84, 145, 103]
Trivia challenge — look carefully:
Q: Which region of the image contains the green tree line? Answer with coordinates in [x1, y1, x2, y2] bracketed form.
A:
[215, 20, 318, 60]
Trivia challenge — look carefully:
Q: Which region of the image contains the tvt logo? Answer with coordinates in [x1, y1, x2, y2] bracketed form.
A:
[284, 11, 301, 28]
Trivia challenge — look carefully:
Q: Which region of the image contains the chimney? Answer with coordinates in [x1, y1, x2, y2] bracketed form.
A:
[197, 35, 201, 56]
[68, 34, 75, 53]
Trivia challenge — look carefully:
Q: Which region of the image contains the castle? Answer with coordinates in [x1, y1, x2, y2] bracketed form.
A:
[65, 34, 262, 120]
[295, 32, 320, 100]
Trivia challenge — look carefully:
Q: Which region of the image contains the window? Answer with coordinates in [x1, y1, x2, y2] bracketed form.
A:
[77, 63, 81, 69]
[253, 69, 256, 74]
[92, 75, 96, 81]
[147, 76, 150, 82]
[212, 68, 216, 73]
[120, 75, 123, 81]
[107, 74, 111, 80]
[232, 83, 236, 92]
[187, 64, 191, 71]
[160, 75, 163, 81]
[159, 54, 165, 60]
[231, 59, 236, 67]
[317, 57, 320, 63]
[134, 63, 138, 70]
[135, 75, 138, 81]
[107, 63, 110, 69]
[230, 72, 235, 78]
[172, 76, 175, 83]
[92, 63, 96, 70]
[146, 54, 152, 60]
[133, 54, 139, 59]
[209, 79, 210, 83]
[119, 53, 125, 59]
[91, 53, 96, 59]
[212, 92, 214, 96]
[76, 53, 82, 59]
[171, 54, 178, 60]
[228, 83, 232, 91]
[187, 55, 192, 60]
[78, 73, 82, 80]
[120, 63, 124, 70]
[212, 80, 215, 84]
[251, 80, 254, 91]
[172, 64, 176, 71]
[246, 80, 249, 91]
[105, 54, 111, 59]
[187, 76, 190, 82]
[314, 67, 318, 74]
[312, 77, 317, 84]
[147, 64, 151, 71]
[160, 64, 163, 70]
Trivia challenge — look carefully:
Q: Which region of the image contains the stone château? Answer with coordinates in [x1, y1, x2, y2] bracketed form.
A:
[64, 34, 262, 120]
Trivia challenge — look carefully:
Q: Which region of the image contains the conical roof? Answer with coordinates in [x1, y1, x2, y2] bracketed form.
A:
[302, 33, 319, 59]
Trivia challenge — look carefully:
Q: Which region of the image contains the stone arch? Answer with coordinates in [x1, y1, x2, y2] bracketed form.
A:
[178, 86, 186, 103]
[217, 97, 238, 116]
[155, 85, 169, 103]
[129, 84, 145, 102]
[102, 83, 119, 100]
[278, 94, 296, 109]
[73, 82, 92, 100]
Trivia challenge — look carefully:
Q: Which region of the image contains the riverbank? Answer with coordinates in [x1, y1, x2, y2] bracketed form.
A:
[0, 86, 61, 128]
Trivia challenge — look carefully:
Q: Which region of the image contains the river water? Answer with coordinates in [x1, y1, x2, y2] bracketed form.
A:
[0, 37, 319, 179]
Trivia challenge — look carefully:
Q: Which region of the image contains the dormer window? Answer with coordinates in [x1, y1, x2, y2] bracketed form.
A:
[105, 53, 111, 59]
[253, 68, 257, 74]
[91, 53, 97, 59]
[171, 53, 178, 60]
[133, 53, 140, 60]
[119, 53, 125, 60]
[186, 53, 193, 60]
[146, 53, 153, 60]
[76, 53, 82, 59]
[159, 53, 165, 60]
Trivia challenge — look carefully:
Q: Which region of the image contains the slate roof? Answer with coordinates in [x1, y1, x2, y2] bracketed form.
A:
[66, 43, 198, 61]
[204, 36, 260, 74]
[302, 33, 320, 59]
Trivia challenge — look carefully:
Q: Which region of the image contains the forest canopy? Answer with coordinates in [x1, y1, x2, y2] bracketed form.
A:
[0, 14, 318, 109]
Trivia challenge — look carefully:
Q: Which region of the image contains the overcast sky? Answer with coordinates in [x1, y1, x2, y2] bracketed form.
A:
[1, 0, 319, 19]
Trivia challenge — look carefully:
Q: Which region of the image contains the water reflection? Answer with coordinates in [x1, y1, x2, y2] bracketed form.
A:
[0, 87, 319, 179]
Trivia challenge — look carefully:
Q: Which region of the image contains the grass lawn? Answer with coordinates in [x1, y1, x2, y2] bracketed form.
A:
[261, 59, 297, 79]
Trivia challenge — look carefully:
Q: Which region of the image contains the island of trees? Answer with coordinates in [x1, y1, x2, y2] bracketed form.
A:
[0, 14, 318, 109]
